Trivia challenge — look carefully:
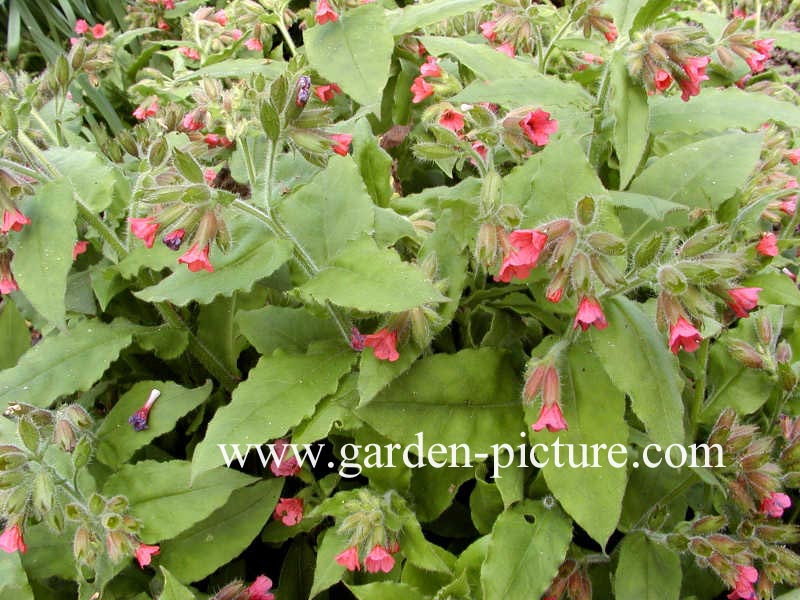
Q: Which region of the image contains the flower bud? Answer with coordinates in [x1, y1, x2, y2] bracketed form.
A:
[551, 230, 577, 269]
[70, 39, 86, 70]
[689, 537, 714, 557]
[32, 470, 55, 516]
[634, 233, 663, 267]
[542, 366, 560, 407]
[480, 170, 503, 216]
[778, 362, 797, 392]
[680, 224, 728, 257]
[496, 204, 522, 229]
[546, 269, 569, 303]
[575, 195, 596, 226]
[0, 446, 27, 471]
[776, 340, 792, 364]
[73, 526, 93, 563]
[105, 531, 128, 564]
[148, 138, 169, 168]
[55, 55, 71, 91]
[88, 493, 105, 515]
[716, 46, 736, 70]
[754, 524, 800, 544]
[543, 218, 572, 240]
[658, 265, 688, 294]
[45, 506, 64, 533]
[586, 232, 626, 255]
[53, 420, 77, 452]
[590, 254, 625, 288]
[691, 515, 728, 534]
[570, 252, 591, 293]
[666, 533, 689, 551]
[707, 534, 746, 555]
[523, 363, 546, 403]
[756, 314, 773, 346]
[727, 339, 764, 369]
[103, 513, 123, 530]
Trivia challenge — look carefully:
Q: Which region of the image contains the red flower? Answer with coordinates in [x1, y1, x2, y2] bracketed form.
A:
[72, 240, 89, 260]
[654, 69, 673, 92]
[178, 243, 214, 272]
[314, 83, 342, 103]
[756, 232, 778, 257]
[786, 148, 800, 165]
[162, 229, 185, 251]
[274, 497, 304, 526]
[204, 168, 217, 184]
[519, 109, 559, 146]
[330, 133, 353, 156]
[573, 296, 608, 331]
[0, 271, 18, 294]
[129, 217, 160, 248]
[363, 328, 400, 362]
[531, 402, 568, 432]
[213, 10, 227, 26]
[269, 439, 301, 477]
[419, 55, 441, 78]
[364, 545, 395, 573]
[128, 388, 161, 432]
[604, 24, 618, 43]
[0, 524, 27, 554]
[496, 42, 516, 57]
[439, 109, 465, 132]
[135, 543, 160, 568]
[726, 287, 761, 318]
[410, 76, 434, 103]
[668, 316, 702, 354]
[247, 575, 275, 600]
[181, 110, 205, 131]
[494, 229, 548, 283]
[546, 284, 563, 303]
[157, 19, 170, 31]
[231, 29, 244, 41]
[760, 491, 791, 518]
[780, 197, 797, 215]
[727, 565, 758, 600]
[1, 208, 31, 234]
[133, 99, 158, 120]
[335, 546, 361, 571]
[74, 19, 89, 34]
[315, 0, 339, 24]
[678, 56, 710, 102]
[471, 141, 488, 163]
[480, 21, 497, 42]
[244, 38, 263, 51]
[204, 133, 233, 148]
[91, 23, 107, 39]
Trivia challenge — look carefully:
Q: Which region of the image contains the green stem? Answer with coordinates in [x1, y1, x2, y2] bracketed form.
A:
[631, 472, 697, 530]
[275, 16, 298, 57]
[28, 108, 60, 146]
[0, 158, 46, 182]
[75, 199, 127, 259]
[588, 63, 612, 166]
[691, 338, 711, 436]
[540, 5, 575, 74]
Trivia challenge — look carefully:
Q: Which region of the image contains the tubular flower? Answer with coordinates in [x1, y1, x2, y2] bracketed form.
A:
[678, 56, 710, 102]
[135, 544, 160, 568]
[532, 401, 568, 432]
[336, 546, 361, 571]
[364, 545, 395, 573]
[315, 0, 339, 24]
[727, 565, 758, 600]
[420, 56, 442, 78]
[573, 296, 608, 331]
[410, 77, 434, 103]
[129, 217, 160, 248]
[274, 497, 304, 526]
[178, 243, 214, 272]
[760, 491, 791, 518]
[247, 575, 275, 600]
[755, 232, 778, 257]
[669, 316, 703, 354]
[0, 524, 27, 554]
[519, 109, 558, 146]
[1, 208, 31, 234]
[726, 287, 761, 318]
[314, 83, 342, 102]
[330, 133, 353, 156]
[128, 388, 161, 431]
[363, 328, 400, 362]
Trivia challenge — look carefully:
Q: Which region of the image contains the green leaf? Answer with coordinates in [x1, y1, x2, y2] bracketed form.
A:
[44, 147, 116, 212]
[629, 132, 763, 209]
[470, 479, 504, 534]
[358, 345, 420, 407]
[614, 532, 682, 600]
[353, 118, 393, 208]
[348, 583, 426, 600]
[533, 340, 628, 547]
[702, 343, 772, 421]
[297, 237, 448, 312]
[451, 77, 592, 110]
[400, 513, 451, 573]
[0, 299, 30, 370]
[769, 29, 800, 52]
[607, 191, 689, 220]
[11, 180, 76, 325]
[480, 501, 572, 600]
[357, 348, 524, 455]
[0, 551, 34, 600]
[610, 54, 649, 188]
[95, 380, 212, 467]
[172, 58, 284, 82]
[631, 0, 672, 31]
[0, 319, 136, 408]
[309, 529, 349, 599]
[388, 0, 492, 34]
[417, 36, 539, 80]
[589, 297, 684, 447]
[304, 4, 394, 106]
[116, 244, 178, 279]
[236, 306, 340, 355]
[742, 272, 800, 306]
[191, 343, 354, 478]
[135, 226, 292, 306]
[103, 460, 255, 543]
[159, 567, 196, 600]
[650, 88, 800, 134]
[159, 479, 283, 583]
[278, 155, 375, 265]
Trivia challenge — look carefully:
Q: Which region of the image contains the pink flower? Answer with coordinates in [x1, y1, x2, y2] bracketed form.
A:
[72, 240, 89, 260]
[786, 148, 800, 165]
[162, 229, 185, 251]
[269, 439, 301, 477]
[471, 141, 488, 162]
[204, 133, 233, 148]
[128, 389, 161, 431]
[135, 543, 160, 568]
[315, 0, 339, 24]
[247, 575, 275, 600]
[780, 197, 797, 215]
[760, 491, 791, 518]
[213, 10, 227, 26]
[726, 287, 761, 318]
[178, 243, 214, 272]
[745, 50, 769, 73]
[203, 168, 217, 184]
[410, 76, 434, 103]
[129, 217, 160, 248]
[350, 326, 366, 351]
[231, 29, 244, 41]
[519, 109, 559, 146]
[74, 19, 89, 34]
[162, 0, 175, 8]
[546, 284, 563, 303]
[439, 109, 464, 132]
[181, 111, 204, 131]
[274, 497, 304, 526]
[314, 83, 342, 102]
[244, 38, 263, 51]
[0, 524, 26, 554]
[494, 229, 548, 283]
[335, 546, 361, 571]
[480, 21, 497, 42]
[573, 296, 608, 331]
[753, 37, 774, 57]
[420, 55, 441, 77]
[756, 232, 778, 257]
[364, 545, 395, 573]
[496, 42, 516, 57]
[133, 99, 159, 121]
[363, 328, 400, 362]
[678, 56, 710, 102]
[577, 52, 604, 70]
[654, 69, 673, 92]
[157, 19, 170, 31]
[330, 133, 352, 156]
[0, 271, 18, 294]
[91, 23, 107, 39]
[668, 316, 702, 354]
[1, 208, 31, 233]
[604, 24, 618, 43]
[532, 402, 568, 432]
[727, 565, 758, 600]
[179, 46, 200, 60]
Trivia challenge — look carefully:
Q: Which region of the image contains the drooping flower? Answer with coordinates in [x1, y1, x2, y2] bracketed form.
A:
[231, 28, 244, 41]
[0, 524, 27, 554]
[330, 133, 352, 156]
[269, 438, 301, 477]
[335, 546, 361, 571]
[576, 52, 604, 71]
[669, 316, 703, 354]
[519, 109, 559, 146]
[479, 21, 497, 42]
[179, 46, 200, 60]
[573, 296, 608, 331]
[314, 83, 342, 103]
[204, 133, 233, 148]
[746, 38, 774, 73]
[315, 0, 339, 24]
[91, 23, 107, 39]
[129, 216, 160, 248]
[157, 19, 170, 31]
[350, 326, 367, 351]
[247, 575, 275, 600]
[178, 243, 214, 272]
[135, 543, 160, 568]
[654, 69, 673, 92]
[204, 168, 217, 184]
[494, 229, 548, 283]
[604, 24, 618, 43]
[779, 197, 797, 215]
[756, 232, 778, 257]
[419, 55, 442, 78]
[410, 76, 434, 103]
[0, 268, 18, 294]
[496, 42, 516, 57]
[532, 401, 568, 432]
[274, 497, 304, 526]
[471, 141, 488, 163]
[162, 229, 185, 251]
[727, 565, 758, 600]
[364, 545, 395, 573]
[181, 110, 205, 131]
[244, 38, 263, 51]
[760, 491, 791, 518]
[73, 240, 89, 260]
[1, 208, 31, 234]
[213, 10, 228, 26]
[678, 56, 710, 102]
[439, 109, 464, 132]
[726, 287, 761, 318]
[363, 328, 400, 362]
[133, 99, 159, 120]
[74, 19, 89, 34]
[128, 388, 161, 432]
[786, 148, 800, 165]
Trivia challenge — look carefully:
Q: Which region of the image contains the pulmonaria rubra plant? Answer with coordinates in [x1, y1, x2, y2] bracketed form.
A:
[0, 0, 798, 598]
